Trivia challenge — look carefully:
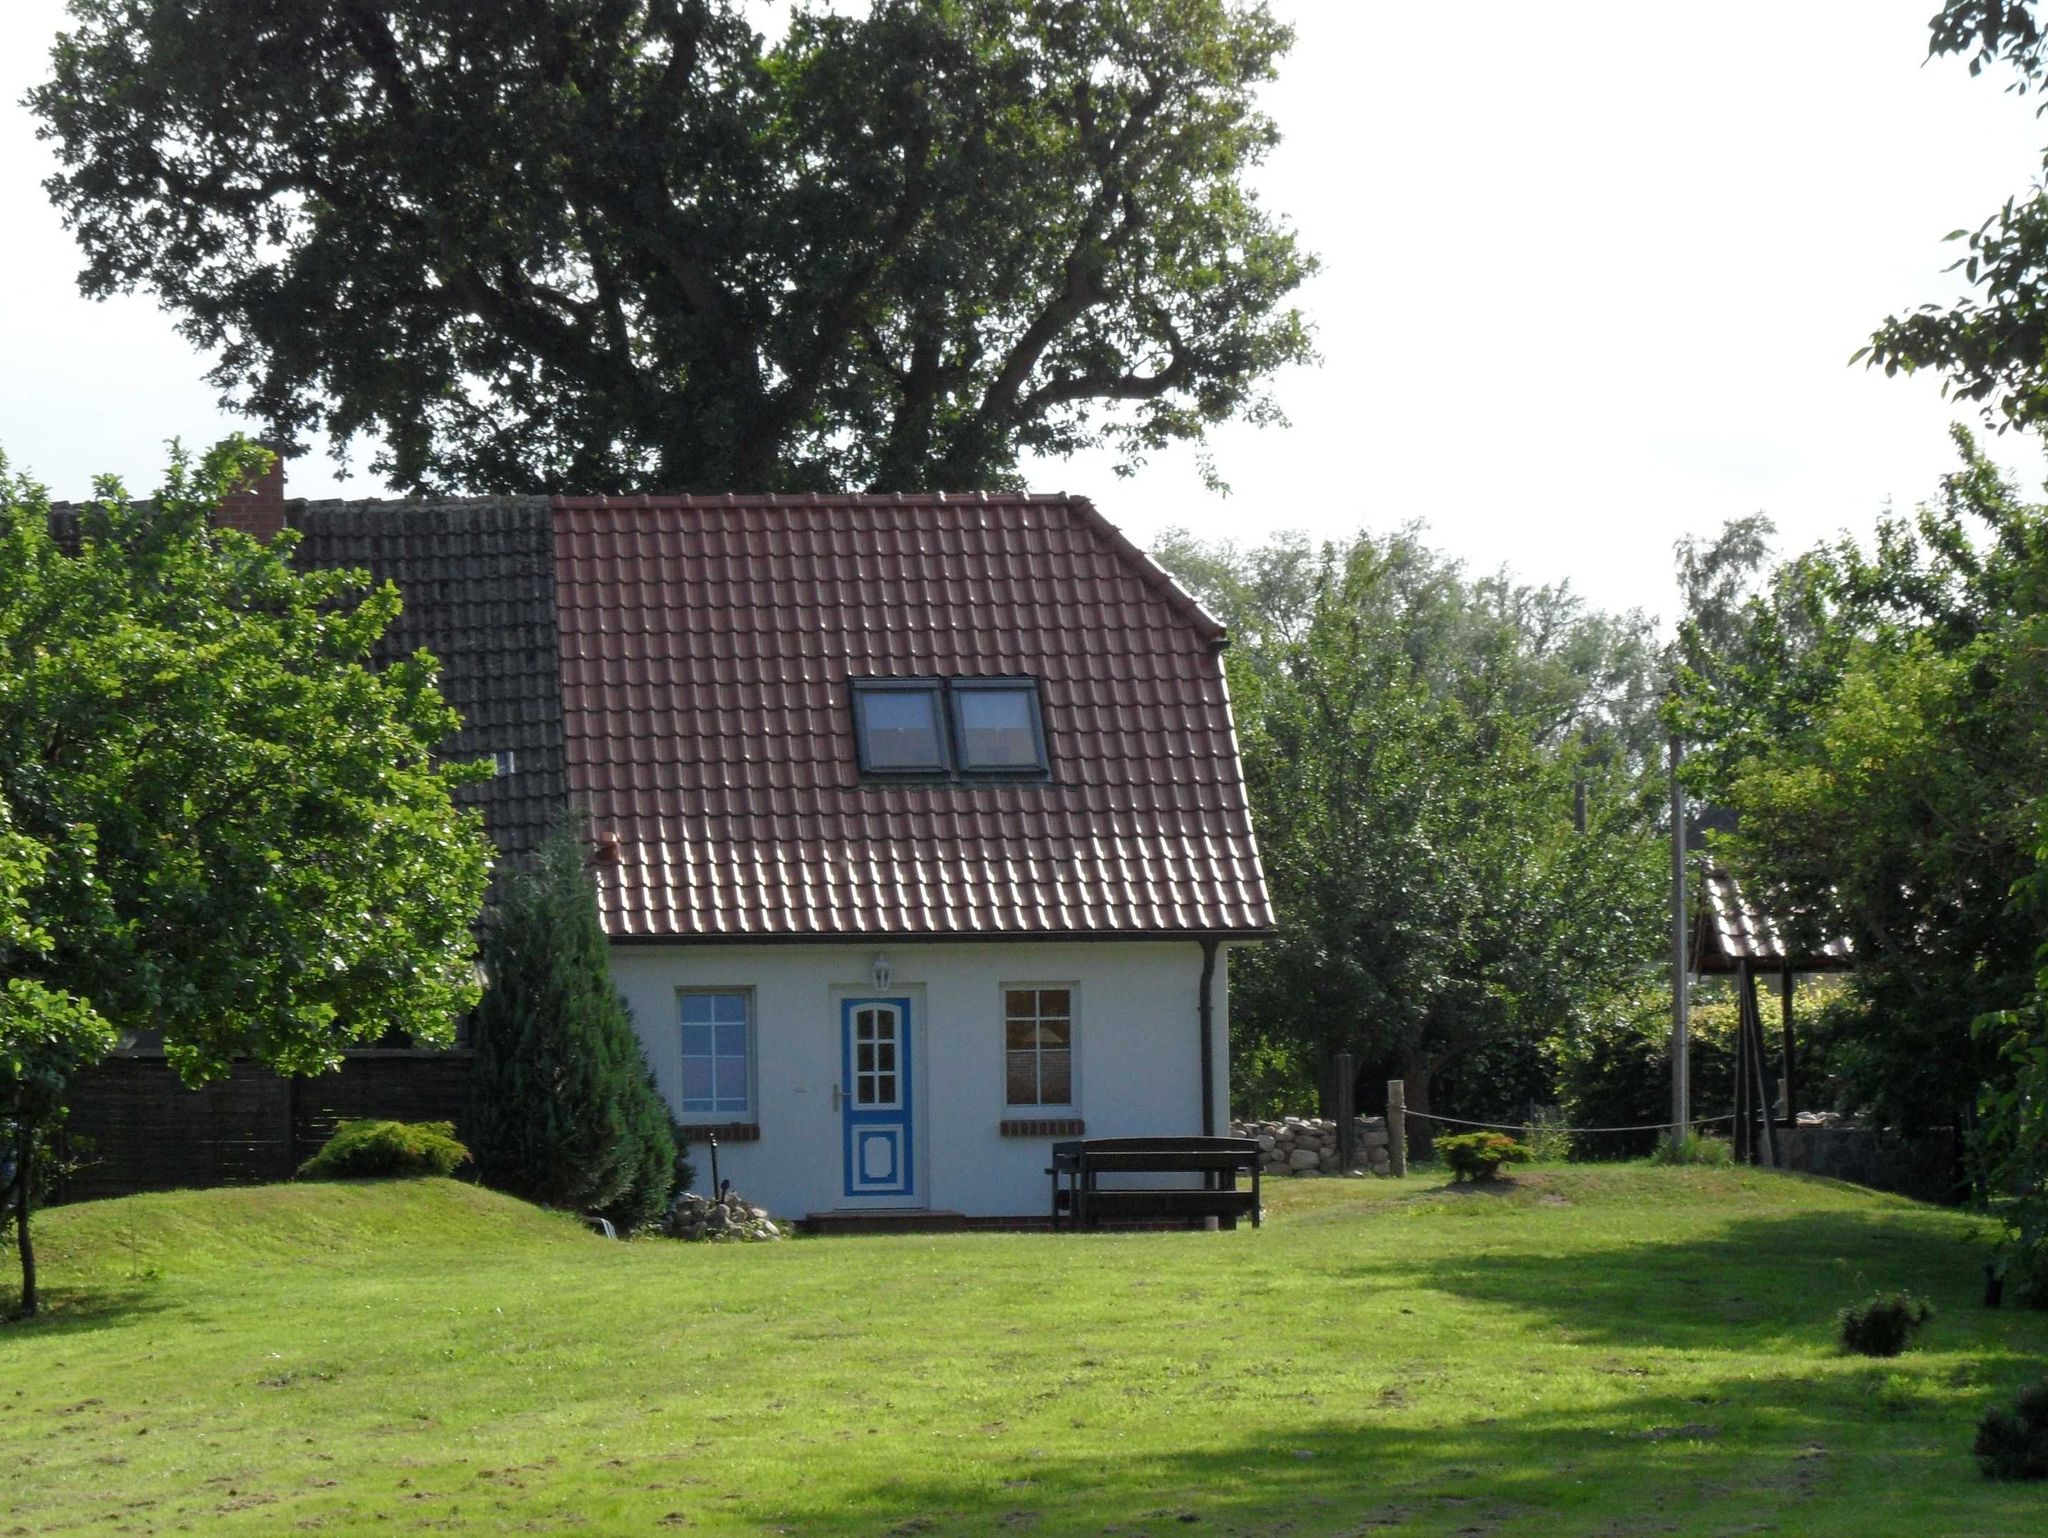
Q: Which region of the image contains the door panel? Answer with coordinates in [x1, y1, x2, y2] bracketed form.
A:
[841, 998, 914, 1199]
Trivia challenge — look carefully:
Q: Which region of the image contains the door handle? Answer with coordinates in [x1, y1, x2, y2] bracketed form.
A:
[832, 1082, 842, 1112]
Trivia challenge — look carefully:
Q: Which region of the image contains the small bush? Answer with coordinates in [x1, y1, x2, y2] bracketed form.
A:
[1975, 1378, 2048, 1479]
[1650, 1131, 1734, 1167]
[1837, 1291, 1934, 1357]
[1520, 1108, 1574, 1163]
[298, 1119, 471, 1181]
[1437, 1132, 1530, 1182]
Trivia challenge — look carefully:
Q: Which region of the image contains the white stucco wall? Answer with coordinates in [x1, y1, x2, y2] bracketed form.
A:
[610, 939, 1233, 1218]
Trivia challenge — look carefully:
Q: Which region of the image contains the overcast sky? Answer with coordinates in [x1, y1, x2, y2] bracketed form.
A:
[3, 1, 2045, 625]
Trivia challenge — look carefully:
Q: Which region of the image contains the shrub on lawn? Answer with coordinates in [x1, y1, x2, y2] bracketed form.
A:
[1838, 1291, 1933, 1357]
[1975, 1378, 2048, 1480]
[1437, 1132, 1530, 1182]
[298, 1120, 471, 1180]
[1650, 1130, 1734, 1167]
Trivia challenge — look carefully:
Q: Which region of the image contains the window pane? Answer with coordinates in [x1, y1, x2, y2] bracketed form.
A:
[1037, 1015, 1071, 1049]
[859, 688, 944, 769]
[1004, 990, 1036, 1019]
[957, 687, 1041, 770]
[1037, 989, 1070, 1018]
[681, 1058, 714, 1110]
[1040, 1050, 1072, 1104]
[714, 1056, 748, 1107]
[875, 1074, 896, 1104]
[1005, 1018, 1037, 1051]
[682, 1020, 714, 1058]
[714, 1017, 748, 1057]
[1006, 1052, 1040, 1105]
[857, 1041, 874, 1072]
[713, 994, 749, 1023]
[681, 995, 716, 1024]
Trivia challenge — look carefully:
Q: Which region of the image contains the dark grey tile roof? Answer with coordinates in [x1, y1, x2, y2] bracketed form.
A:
[289, 497, 565, 871]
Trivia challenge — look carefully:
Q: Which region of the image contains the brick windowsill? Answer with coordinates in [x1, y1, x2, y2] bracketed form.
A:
[682, 1122, 761, 1142]
[1000, 1117, 1085, 1138]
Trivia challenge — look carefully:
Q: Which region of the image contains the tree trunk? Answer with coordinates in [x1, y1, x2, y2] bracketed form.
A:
[12, 1122, 35, 1319]
[1402, 1064, 1435, 1160]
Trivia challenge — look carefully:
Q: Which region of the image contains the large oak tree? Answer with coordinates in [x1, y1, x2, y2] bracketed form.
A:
[30, 0, 1314, 494]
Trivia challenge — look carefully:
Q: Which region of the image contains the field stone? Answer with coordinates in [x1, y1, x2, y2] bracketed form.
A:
[1287, 1148, 1320, 1170]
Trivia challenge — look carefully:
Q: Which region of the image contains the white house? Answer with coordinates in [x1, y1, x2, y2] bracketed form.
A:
[61, 479, 1272, 1217]
[552, 491, 1274, 1221]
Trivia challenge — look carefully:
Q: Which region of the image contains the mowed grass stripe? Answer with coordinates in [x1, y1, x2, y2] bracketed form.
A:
[2, 1167, 2042, 1536]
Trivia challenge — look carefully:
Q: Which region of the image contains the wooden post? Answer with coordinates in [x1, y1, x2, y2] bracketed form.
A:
[1746, 972, 1779, 1168]
[1732, 960, 1749, 1162]
[1334, 1053, 1357, 1172]
[1386, 1079, 1408, 1178]
[1779, 963, 1797, 1126]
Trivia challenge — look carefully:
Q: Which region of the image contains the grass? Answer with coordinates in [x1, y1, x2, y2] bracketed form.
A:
[2, 1166, 2044, 1536]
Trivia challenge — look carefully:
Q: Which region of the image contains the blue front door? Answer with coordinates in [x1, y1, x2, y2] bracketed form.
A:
[841, 998, 914, 1199]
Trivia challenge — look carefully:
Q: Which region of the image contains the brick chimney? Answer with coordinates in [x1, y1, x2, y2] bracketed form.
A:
[215, 451, 287, 542]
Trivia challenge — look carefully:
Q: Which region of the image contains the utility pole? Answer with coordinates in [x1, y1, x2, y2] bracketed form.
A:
[1669, 730, 1690, 1148]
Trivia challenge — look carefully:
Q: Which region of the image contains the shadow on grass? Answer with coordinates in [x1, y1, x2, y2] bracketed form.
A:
[1363, 1207, 2031, 1356]
[1, 1280, 169, 1337]
[746, 1364, 2002, 1538]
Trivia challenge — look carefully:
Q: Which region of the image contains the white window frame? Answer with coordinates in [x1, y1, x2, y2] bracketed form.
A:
[677, 987, 757, 1121]
[1001, 982, 1078, 1111]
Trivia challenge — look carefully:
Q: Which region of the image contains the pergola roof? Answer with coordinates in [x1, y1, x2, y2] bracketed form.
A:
[1692, 867, 1854, 975]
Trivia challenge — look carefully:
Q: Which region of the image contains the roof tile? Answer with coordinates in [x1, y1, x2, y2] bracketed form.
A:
[551, 493, 1270, 940]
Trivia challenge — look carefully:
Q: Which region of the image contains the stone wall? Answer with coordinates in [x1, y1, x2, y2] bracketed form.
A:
[1233, 1115, 1392, 1177]
[1776, 1122, 1960, 1205]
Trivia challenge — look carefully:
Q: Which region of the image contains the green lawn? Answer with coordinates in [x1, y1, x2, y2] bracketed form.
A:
[2, 1166, 2044, 1536]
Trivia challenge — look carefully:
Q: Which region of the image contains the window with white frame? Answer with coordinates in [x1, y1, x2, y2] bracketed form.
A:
[1004, 986, 1074, 1106]
[679, 991, 753, 1117]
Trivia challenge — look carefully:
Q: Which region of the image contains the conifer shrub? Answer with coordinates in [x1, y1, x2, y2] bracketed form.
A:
[1437, 1131, 1530, 1182]
[466, 826, 677, 1230]
[1975, 1378, 2048, 1480]
[298, 1119, 470, 1180]
[1837, 1291, 1934, 1357]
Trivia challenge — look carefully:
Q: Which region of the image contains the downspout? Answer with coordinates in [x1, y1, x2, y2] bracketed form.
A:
[1197, 938, 1220, 1136]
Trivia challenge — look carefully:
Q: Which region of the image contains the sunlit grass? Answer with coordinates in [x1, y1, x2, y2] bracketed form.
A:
[2, 1165, 2042, 1535]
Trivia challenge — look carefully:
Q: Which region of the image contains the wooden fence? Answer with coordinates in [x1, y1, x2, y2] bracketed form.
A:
[54, 1051, 475, 1204]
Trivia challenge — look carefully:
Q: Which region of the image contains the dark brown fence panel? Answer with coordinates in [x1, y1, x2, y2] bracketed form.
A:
[57, 1051, 474, 1205]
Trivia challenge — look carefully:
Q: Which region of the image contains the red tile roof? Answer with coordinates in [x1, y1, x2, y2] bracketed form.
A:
[550, 492, 1273, 941]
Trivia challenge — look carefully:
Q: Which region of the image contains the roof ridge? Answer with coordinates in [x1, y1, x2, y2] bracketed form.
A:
[545, 489, 1229, 646]
[547, 490, 1075, 509]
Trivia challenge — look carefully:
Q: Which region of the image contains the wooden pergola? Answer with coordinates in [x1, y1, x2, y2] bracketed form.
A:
[1690, 867, 1853, 1164]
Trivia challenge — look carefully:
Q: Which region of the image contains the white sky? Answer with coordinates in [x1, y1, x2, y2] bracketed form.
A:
[3, 1, 2045, 624]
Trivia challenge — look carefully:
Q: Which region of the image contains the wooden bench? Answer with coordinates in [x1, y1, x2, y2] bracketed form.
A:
[1048, 1136, 1262, 1231]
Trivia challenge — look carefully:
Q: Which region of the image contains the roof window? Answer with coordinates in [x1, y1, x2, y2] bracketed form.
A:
[853, 677, 1049, 781]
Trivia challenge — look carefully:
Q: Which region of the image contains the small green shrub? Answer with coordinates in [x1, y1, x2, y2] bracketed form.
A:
[1838, 1291, 1934, 1357]
[1650, 1131, 1734, 1167]
[298, 1119, 471, 1181]
[1974, 1378, 2048, 1479]
[1519, 1108, 1574, 1163]
[1437, 1132, 1530, 1182]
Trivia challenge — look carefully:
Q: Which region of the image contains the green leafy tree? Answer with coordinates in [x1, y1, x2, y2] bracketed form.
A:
[0, 440, 490, 1316]
[31, 0, 1313, 494]
[1862, 3, 2048, 428]
[467, 827, 678, 1231]
[1158, 530, 1666, 1137]
[1674, 430, 2048, 1145]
